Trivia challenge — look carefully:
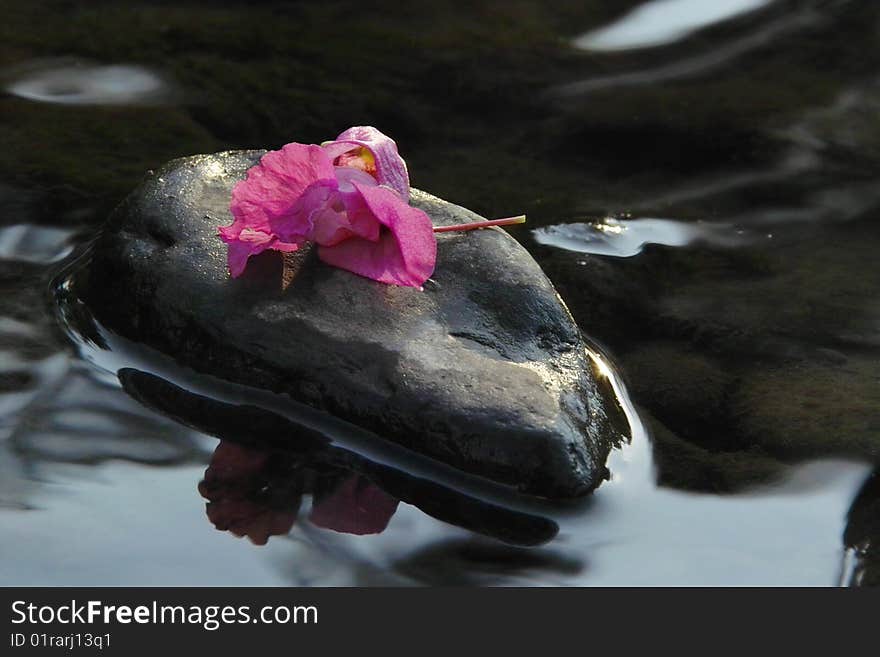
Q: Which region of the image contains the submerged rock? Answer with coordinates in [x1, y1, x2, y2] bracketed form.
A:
[78, 150, 627, 498]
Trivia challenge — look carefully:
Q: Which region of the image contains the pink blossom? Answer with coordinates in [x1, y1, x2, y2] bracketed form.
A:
[218, 127, 436, 287]
[322, 125, 411, 200]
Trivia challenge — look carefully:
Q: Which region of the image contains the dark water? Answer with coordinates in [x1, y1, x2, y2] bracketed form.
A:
[1, 0, 878, 586]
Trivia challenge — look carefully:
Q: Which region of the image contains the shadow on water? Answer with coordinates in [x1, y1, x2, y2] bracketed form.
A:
[0, 0, 877, 585]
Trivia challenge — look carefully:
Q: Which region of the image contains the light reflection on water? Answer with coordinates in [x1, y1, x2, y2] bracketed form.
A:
[4, 60, 169, 106]
[0, 410, 868, 586]
[575, 0, 775, 51]
[532, 218, 746, 258]
[0, 297, 868, 586]
[0, 462, 290, 586]
[0, 224, 76, 264]
[282, 350, 871, 587]
[553, 7, 818, 98]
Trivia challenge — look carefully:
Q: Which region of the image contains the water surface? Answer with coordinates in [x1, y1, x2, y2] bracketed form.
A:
[0, 0, 877, 586]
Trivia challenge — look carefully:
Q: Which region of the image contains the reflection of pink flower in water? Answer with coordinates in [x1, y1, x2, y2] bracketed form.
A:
[309, 475, 399, 535]
[198, 440, 400, 544]
[204, 496, 298, 547]
[198, 441, 299, 546]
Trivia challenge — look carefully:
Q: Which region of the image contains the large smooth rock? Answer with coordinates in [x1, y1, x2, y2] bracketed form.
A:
[79, 150, 627, 498]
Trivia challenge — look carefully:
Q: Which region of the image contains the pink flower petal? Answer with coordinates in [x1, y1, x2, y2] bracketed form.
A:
[257, 143, 337, 202]
[220, 143, 336, 276]
[269, 179, 336, 244]
[333, 165, 378, 193]
[220, 228, 300, 278]
[307, 168, 382, 247]
[323, 126, 410, 200]
[309, 476, 399, 535]
[230, 144, 335, 230]
[317, 182, 437, 287]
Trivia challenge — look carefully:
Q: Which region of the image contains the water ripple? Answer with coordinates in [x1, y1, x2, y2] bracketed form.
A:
[0, 224, 76, 264]
[532, 217, 747, 257]
[553, 8, 820, 98]
[5, 60, 169, 106]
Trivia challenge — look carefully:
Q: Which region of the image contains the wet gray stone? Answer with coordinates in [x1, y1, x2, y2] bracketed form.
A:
[79, 150, 627, 498]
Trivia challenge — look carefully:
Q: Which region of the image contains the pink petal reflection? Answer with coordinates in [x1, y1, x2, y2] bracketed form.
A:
[309, 475, 400, 535]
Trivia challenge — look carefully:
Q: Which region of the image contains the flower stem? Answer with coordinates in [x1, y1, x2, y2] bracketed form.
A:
[433, 215, 526, 233]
